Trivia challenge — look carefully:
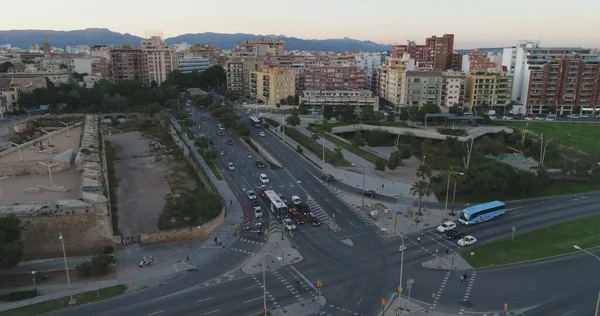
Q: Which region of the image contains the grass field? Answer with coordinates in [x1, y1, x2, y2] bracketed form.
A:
[320, 133, 384, 164]
[461, 215, 600, 268]
[0, 285, 127, 316]
[496, 121, 600, 155]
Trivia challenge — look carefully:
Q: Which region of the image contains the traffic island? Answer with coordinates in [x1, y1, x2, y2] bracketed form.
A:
[269, 295, 326, 316]
[242, 231, 304, 275]
[383, 295, 429, 316]
[421, 254, 473, 270]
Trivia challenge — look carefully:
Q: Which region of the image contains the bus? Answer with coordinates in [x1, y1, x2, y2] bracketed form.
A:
[264, 190, 288, 219]
[249, 116, 262, 128]
[458, 201, 506, 225]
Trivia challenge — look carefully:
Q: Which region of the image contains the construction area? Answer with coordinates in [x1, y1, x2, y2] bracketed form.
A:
[0, 114, 114, 259]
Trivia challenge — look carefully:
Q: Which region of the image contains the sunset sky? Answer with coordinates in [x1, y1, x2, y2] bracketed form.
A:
[1, 0, 597, 49]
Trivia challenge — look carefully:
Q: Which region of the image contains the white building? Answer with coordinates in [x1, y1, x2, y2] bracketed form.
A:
[501, 40, 540, 111]
[299, 89, 379, 111]
[355, 53, 383, 90]
[441, 71, 466, 109]
[141, 36, 176, 86]
[177, 55, 210, 73]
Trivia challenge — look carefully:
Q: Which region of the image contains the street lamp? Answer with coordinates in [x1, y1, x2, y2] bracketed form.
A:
[357, 165, 366, 215]
[573, 245, 600, 316]
[313, 132, 326, 169]
[521, 122, 529, 145]
[444, 170, 464, 214]
[262, 253, 282, 315]
[9, 142, 23, 161]
[32, 271, 36, 292]
[397, 236, 406, 310]
[41, 129, 52, 146]
[58, 233, 76, 305]
[38, 162, 59, 185]
[59, 121, 73, 137]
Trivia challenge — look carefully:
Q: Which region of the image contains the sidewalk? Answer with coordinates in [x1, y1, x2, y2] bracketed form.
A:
[271, 295, 325, 316]
[242, 231, 303, 275]
[383, 294, 459, 316]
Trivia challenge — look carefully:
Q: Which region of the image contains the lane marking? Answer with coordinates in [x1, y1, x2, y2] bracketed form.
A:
[197, 297, 213, 303]
[243, 285, 257, 290]
[243, 296, 263, 304]
[204, 309, 220, 315]
[148, 311, 165, 316]
[357, 296, 363, 306]
[560, 310, 578, 316]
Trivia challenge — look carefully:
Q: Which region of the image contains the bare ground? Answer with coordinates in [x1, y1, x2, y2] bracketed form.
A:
[107, 131, 170, 236]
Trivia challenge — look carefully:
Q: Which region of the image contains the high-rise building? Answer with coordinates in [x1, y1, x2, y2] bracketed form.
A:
[465, 68, 513, 110]
[467, 50, 499, 71]
[525, 48, 600, 115]
[391, 34, 455, 70]
[442, 71, 467, 109]
[91, 58, 111, 77]
[141, 36, 176, 86]
[378, 57, 415, 107]
[226, 57, 266, 95]
[355, 53, 384, 91]
[404, 71, 443, 107]
[231, 39, 284, 58]
[249, 66, 295, 105]
[391, 41, 428, 64]
[109, 45, 145, 82]
[302, 66, 366, 91]
[501, 40, 540, 111]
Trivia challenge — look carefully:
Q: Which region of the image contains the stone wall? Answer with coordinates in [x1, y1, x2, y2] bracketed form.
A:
[167, 124, 213, 193]
[140, 206, 225, 246]
[0, 159, 69, 178]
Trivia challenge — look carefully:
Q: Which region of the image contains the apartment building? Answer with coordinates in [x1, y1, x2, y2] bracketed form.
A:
[441, 71, 466, 109]
[378, 57, 414, 107]
[466, 50, 499, 71]
[91, 45, 111, 60]
[249, 67, 295, 105]
[141, 36, 176, 86]
[391, 34, 455, 70]
[355, 53, 384, 90]
[501, 40, 540, 110]
[465, 68, 512, 109]
[299, 89, 379, 111]
[91, 58, 111, 77]
[0, 77, 47, 110]
[302, 66, 366, 91]
[231, 39, 284, 58]
[176, 43, 224, 66]
[404, 71, 443, 107]
[226, 57, 266, 95]
[177, 55, 210, 73]
[526, 48, 600, 115]
[109, 45, 145, 82]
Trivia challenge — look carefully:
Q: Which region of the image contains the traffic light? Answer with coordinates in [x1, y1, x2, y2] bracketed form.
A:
[504, 303, 509, 311]
[381, 299, 387, 306]
[316, 281, 323, 288]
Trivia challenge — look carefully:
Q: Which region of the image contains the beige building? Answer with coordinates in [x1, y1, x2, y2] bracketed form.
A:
[299, 89, 379, 111]
[378, 57, 414, 108]
[249, 67, 295, 105]
[404, 71, 443, 107]
[226, 57, 266, 95]
[465, 69, 512, 109]
[141, 36, 176, 86]
[441, 71, 466, 109]
[231, 39, 284, 58]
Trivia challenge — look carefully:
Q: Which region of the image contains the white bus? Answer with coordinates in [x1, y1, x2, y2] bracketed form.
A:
[249, 116, 262, 128]
[264, 190, 288, 219]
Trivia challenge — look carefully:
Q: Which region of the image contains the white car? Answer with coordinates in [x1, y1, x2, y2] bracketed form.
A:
[502, 116, 512, 120]
[254, 208, 263, 218]
[525, 117, 534, 121]
[282, 218, 297, 231]
[457, 235, 477, 247]
[247, 190, 257, 200]
[218, 125, 225, 131]
[259, 173, 269, 184]
[437, 221, 457, 233]
[259, 132, 266, 137]
[291, 195, 302, 205]
[228, 162, 235, 170]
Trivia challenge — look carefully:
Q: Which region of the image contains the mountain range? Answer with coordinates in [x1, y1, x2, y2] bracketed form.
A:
[0, 28, 392, 53]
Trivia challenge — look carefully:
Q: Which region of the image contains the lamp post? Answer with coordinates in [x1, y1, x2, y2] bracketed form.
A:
[573, 245, 600, 316]
[397, 236, 406, 310]
[262, 253, 282, 315]
[41, 129, 52, 146]
[393, 193, 403, 233]
[358, 165, 366, 215]
[24, 109, 31, 118]
[39, 162, 59, 185]
[9, 142, 22, 161]
[521, 122, 529, 146]
[59, 232, 76, 305]
[313, 132, 326, 169]
[32, 271, 36, 292]
[59, 121, 73, 137]
[444, 170, 464, 214]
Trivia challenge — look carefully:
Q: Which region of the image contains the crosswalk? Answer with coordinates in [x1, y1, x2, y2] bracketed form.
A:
[306, 199, 332, 224]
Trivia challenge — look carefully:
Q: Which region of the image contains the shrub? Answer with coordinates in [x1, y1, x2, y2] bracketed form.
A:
[375, 158, 386, 171]
[6, 290, 37, 302]
[103, 245, 115, 254]
[76, 261, 93, 277]
[264, 117, 280, 127]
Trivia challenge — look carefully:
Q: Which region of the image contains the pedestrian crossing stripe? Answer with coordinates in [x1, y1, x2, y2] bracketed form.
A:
[306, 200, 332, 223]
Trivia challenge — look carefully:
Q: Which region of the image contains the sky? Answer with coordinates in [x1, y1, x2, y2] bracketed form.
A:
[1, 0, 598, 49]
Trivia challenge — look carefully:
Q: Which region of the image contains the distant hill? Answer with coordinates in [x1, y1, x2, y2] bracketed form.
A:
[0, 28, 392, 53]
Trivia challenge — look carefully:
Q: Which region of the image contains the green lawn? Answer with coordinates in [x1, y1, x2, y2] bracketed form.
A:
[268, 130, 323, 169]
[207, 161, 223, 180]
[181, 125, 196, 140]
[497, 121, 600, 155]
[0, 285, 127, 316]
[321, 133, 385, 164]
[453, 182, 600, 203]
[284, 126, 352, 167]
[462, 215, 600, 268]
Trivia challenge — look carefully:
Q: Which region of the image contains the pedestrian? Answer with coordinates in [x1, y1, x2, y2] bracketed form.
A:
[382, 184, 384, 190]
[460, 275, 464, 285]
[445, 249, 449, 255]
[214, 236, 218, 245]
[417, 236, 421, 244]
[230, 200, 233, 206]
[296, 279, 300, 290]
[186, 255, 190, 263]
[463, 273, 468, 281]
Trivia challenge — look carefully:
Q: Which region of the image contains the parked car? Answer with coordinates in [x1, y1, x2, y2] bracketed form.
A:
[256, 161, 266, 168]
[282, 218, 297, 231]
[362, 190, 377, 198]
[291, 195, 302, 205]
[445, 230, 464, 240]
[458, 235, 477, 247]
[437, 221, 457, 233]
[259, 173, 269, 184]
[259, 132, 266, 137]
[247, 190, 257, 200]
[228, 162, 235, 170]
[321, 174, 334, 182]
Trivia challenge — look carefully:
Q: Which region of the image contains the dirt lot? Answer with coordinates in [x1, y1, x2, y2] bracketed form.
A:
[106, 131, 170, 236]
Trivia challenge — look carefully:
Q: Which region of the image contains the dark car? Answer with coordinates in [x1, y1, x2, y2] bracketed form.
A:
[256, 161, 265, 168]
[362, 190, 377, 198]
[445, 230, 464, 240]
[227, 140, 234, 145]
[309, 214, 321, 227]
[321, 174, 334, 182]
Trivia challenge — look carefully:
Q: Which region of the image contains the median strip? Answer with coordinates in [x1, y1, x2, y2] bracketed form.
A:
[462, 215, 600, 268]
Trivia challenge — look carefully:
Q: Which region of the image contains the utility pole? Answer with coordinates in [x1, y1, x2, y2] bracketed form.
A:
[539, 133, 544, 165]
[464, 138, 474, 170]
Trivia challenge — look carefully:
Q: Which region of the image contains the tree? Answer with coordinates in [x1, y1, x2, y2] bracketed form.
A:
[387, 151, 402, 170]
[416, 164, 432, 181]
[572, 105, 582, 114]
[548, 105, 557, 114]
[339, 104, 355, 122]
[333, 146, 344, 159]
[323, 104, 335, 119]
[360, 106, 382, 123]
[320, 119, 333, 133]
[420, 138, 435, 164]
[448, 105, 463, 116]
[280, 98, 287, 105]
[59, 63, 68, 69]
[286, 108, 301, 126]
[192, 94, 213, 107]
[0, 61, 13, 73]
[276, 103, 281, 108]
[375, 158, 386, 171]
[0, 214, 24, 269]
[311, 132, 320, 141]
[400, 147, 412, 160]
[194, 136, 211, 151]
[286, 95, 296, 105]
[351, 131, 366, 147]
[410, 180, 432, 215]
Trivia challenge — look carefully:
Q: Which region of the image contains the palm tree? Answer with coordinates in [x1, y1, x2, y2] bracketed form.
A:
[410, 180, 432, 215]
[416, 164, 432, 181]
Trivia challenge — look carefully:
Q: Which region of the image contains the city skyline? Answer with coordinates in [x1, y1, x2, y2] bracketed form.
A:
[1, 0, 598, 49]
